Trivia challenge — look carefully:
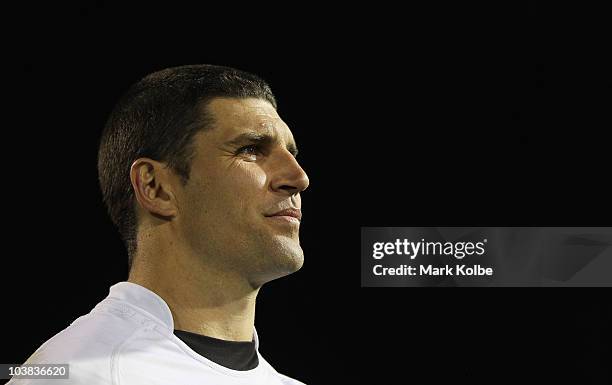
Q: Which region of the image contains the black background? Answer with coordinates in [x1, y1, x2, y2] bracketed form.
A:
[3, 2, 611, 384]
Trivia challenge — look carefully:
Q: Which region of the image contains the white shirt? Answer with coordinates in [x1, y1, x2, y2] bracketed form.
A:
[8, 282, 305, 385]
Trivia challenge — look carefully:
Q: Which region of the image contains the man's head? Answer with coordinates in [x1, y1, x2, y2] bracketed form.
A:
[97, 65, 309, 286]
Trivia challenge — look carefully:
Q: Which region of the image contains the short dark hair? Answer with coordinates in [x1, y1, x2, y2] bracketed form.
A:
[97, 64, 277, 271]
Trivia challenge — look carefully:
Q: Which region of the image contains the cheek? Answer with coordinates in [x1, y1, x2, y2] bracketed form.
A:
[187, 164, 268, 224]
[231, 165, 267, 194]
[230, 166, 268, 216]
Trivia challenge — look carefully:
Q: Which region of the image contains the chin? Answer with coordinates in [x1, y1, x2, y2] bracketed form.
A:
[252, 241, 304, 286]
[273, 243, 304, 276]
[283, 249, 305, 273]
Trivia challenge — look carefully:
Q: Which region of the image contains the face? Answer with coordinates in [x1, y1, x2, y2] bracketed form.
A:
[176, 97, 309, 287]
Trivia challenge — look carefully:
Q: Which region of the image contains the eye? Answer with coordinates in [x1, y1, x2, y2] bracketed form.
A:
[236, 144, 262, 158]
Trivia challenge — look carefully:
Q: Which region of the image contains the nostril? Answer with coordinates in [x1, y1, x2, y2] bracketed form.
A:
[278, 185, 300, 195]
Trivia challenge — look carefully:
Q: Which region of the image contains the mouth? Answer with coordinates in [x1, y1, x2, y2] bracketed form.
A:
[266, 215, 301, 225]
[265, 208, 302, 226]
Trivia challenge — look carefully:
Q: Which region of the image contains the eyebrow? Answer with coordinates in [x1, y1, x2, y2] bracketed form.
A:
[226, 131, 299, 157]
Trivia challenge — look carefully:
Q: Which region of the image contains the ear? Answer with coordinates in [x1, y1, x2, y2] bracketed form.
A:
[129, 158, 179, 218]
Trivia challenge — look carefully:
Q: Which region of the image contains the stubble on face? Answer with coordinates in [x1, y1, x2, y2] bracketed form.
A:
[175, 98, 307, 287]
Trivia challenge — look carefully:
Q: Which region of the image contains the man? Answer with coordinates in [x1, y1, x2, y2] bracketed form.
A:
[9, 65, 309, 384]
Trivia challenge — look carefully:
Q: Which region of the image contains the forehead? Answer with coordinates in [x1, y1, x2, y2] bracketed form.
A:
[204, 97, 294, 142]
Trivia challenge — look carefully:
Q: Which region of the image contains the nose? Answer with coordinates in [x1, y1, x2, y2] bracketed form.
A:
[269, 149, 310, 196]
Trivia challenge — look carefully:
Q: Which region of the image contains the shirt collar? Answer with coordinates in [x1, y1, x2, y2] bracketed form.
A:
[106, 281, 260, 349]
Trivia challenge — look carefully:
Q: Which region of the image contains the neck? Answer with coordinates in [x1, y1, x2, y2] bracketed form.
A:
[128, 240, 260, 342]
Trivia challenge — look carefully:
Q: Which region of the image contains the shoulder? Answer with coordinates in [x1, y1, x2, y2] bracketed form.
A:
[277, 372, 308, 385]
[258, 354, 307, 385]
[10, 299, 147, 385]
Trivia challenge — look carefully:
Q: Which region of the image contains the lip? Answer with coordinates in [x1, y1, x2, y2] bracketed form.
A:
[266, 208, 302, 221]
[267, 215, 301, 226]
